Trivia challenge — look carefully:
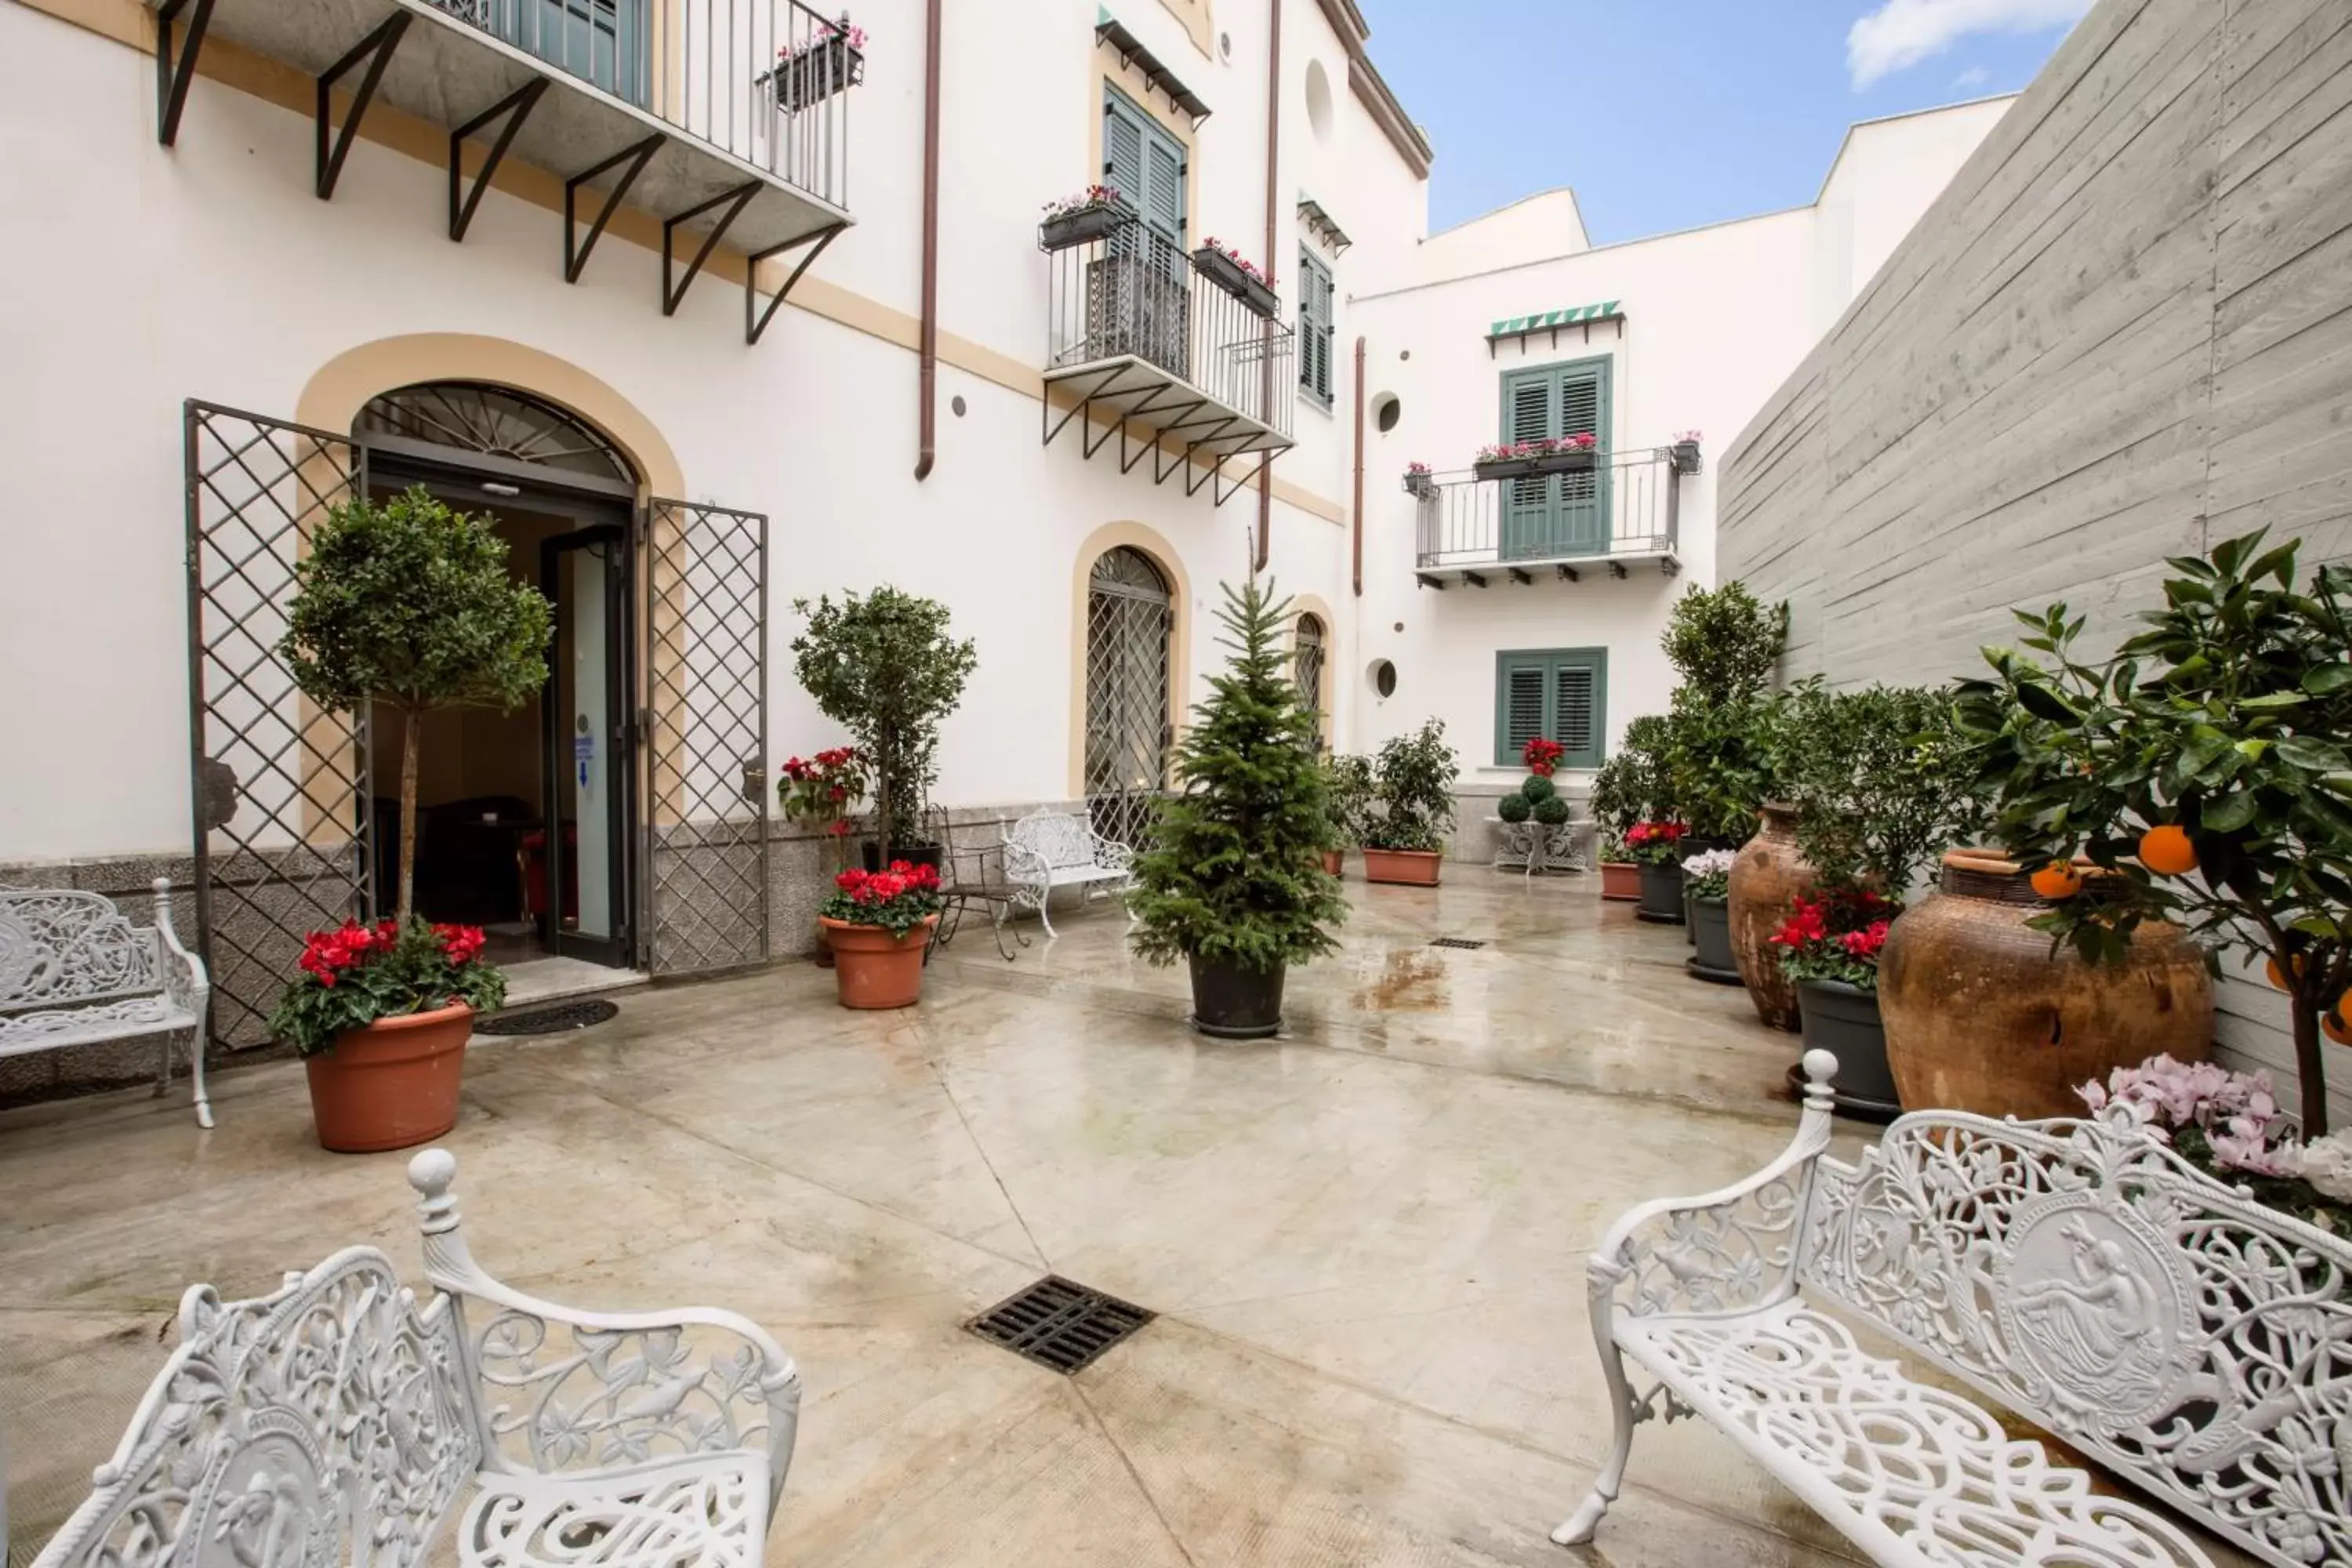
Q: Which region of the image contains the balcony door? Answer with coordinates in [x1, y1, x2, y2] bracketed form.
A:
[1095, 86, 1189, 377]
[478, 0, 650, 105]
[1499, 358, 1612, 561]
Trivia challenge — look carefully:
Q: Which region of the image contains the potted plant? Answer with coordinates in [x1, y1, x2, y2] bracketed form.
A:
[1472, 434, 1597, 483]
[2083, 1055, 2352, 1236]
[1668, 430, 1702, 475]
[765, 16, 866, 112]
[1324, 753, 1375, 877]
[1402, 462, 1436, 499]
[1950, 531, 2339, 1123]
[1494, 740, 1577, 873]
[1361, 719, 1458, 885]
[820, 860, 943, 1008]
[1769, 889, 1900, 1118]
[274, 485, 550, 1152]
[1128, 579, 1347, 1037]
[1682, 848, 1740, 984]
[1625, 821, 1690, 921]
[1193, 238, 1279, 319]
[1040, 185, 1136, 252]
[779, 745, 870, 966]
[792, 588, 978, 872]
[1588, 717, 1668, 902]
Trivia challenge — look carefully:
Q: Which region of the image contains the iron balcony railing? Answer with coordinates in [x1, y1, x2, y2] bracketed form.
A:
[431, 0, 855, 209]
[1413, 448, 1682, 573]
[1045, 219, 1296, 438]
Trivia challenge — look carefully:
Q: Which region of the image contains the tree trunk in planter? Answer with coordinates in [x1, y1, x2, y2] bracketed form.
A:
[1792, 981, 1900, 1120]
[1877, 851, 2212, 1120]
[1635, 862, 1684, 923]
[1190, 954, 1284, 1038]
[1728, 803, 1807, 1032]
[1687, 898, 1741, 984]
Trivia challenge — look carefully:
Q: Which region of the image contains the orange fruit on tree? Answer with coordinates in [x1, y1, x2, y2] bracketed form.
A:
[2327, 1008, 2351, 1047]
[2030, 862, 2084, 900]
[2266, 953, 2308, 991]
[2138, 824, 2198, 877]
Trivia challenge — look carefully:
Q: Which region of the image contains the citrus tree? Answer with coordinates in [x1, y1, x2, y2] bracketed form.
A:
[791, 588, 978, 859]
[1955, 531, 2352, 1133]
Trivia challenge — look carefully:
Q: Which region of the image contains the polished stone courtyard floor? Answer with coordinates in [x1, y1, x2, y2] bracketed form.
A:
[0, 873, 2251, 1566]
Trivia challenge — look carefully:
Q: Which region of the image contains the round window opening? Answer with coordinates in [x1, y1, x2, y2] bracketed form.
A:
[1218, 30, 1233, 60]
[951, 394, 968, 417]
[1305, 60, 1335, 142]
[1373, 394, 1401, 434]
[1368, 658, 1397, 699]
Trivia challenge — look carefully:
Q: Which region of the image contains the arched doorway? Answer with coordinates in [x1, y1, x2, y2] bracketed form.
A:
[1295, 612, 1328, 739]
[355, 382, 637, 481]
[1084, 546, 1174, 847]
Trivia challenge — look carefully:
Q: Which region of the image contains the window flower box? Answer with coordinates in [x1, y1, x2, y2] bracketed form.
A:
[1472, 434, 1597, 482]
[1402, 464, 1436, 499]
[764, 22, 865, 113]
[1040, 188, 1138, 252]
[1670, 430, 1703, 475]
[1193, 241, 1279, 320]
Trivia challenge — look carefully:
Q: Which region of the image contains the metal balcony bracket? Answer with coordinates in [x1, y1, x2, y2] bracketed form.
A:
[449, 78, 550, 242]
[1156, 411, 1236, 483]
[1042, 364, 1129, 449]
[564, 135, 666, 284]
[1211, 452, 1271, 508]
[663, 181, 762, 317]
[1416, 572, 1446, 590]
[1556, 564, 1581, 583]
[315, 11, 411, 201]
[1608, 561, 1628, 579]
[154, 0, 216, 147]
[1508, 567, 1534, 585]
[1463, 571, 1489, 589]
[1661, 555, 1682, 578]
[746, 222, 847, 345]
[1117, 388, 1204, 474]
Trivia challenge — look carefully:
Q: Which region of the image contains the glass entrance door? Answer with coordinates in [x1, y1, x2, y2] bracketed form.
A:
[542, 526, 632, 964]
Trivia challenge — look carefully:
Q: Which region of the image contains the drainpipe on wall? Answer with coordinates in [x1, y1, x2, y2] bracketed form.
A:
[1252, 0, 1281, 572]
[913, 0, 942, 481]
[1352, 335, 1365, 596]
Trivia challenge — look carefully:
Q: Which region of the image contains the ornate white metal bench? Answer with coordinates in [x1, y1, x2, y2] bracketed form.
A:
[1559, 1051, 2350, 1567]
[0, 880, 211, 1127]
[29, 1149, 801, 1568]
[1002, 807, 1136, 937]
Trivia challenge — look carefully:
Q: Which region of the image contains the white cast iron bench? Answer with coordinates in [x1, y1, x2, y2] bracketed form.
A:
[30, 1149, 801, 1568]
[1001, 807, 1136, 937]
[0, 880, 211, 1127]
[1559, 1051, 2347, 1567]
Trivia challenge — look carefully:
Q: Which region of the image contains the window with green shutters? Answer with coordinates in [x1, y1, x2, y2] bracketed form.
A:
[1298, 248, 1334, 405]
[1493, 648, 1606, 769]
[1497, 357, 1613, 560]
[1103, 86, 1186, 250]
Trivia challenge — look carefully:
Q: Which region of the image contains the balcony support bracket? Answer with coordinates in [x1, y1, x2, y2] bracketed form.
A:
[1463, 571, 1488, 589]
[663, 181, 763, 317]
[1158, 412, 1236, 485]
[449, 77, 550, 243]
[1043, 363, 1130, 450]
[1416, 573, 1445, 590]
[1556, 564, 1581, 583]
[316, 11, 412, 201]
[154, 0, 216, 148]
[1214, 452, 1272, 509]
[1609, 561, 1628, 579]
[1119, 388, 1205, 475]
[565, 135, 667, 284]
[746, 221, 848, 345]
[1508, 567, 1533, 585]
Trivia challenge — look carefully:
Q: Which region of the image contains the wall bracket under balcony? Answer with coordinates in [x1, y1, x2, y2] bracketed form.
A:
[1044, 359, 1290, 506]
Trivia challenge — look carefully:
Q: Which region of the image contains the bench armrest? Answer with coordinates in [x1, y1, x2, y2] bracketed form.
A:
[1087, 829, 1136, 873]
[151, 878, 209, 1018]
[1591, 1051, 1839, 1324]
[1002, 836, 1052, 887]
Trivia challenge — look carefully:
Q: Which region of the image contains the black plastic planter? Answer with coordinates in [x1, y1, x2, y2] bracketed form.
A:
[1402, 474, 1436, 499]
[1792, 979, 1900, 1120]
[1472, 449, 1596, 483]
[1670, 441, 1703, 475]
[1687, 898, 1741, 984]
[769, 38, 864, 111]
[1192, 246, 1279, 319]
[1040, 200, 1137, 252]
[1635, 862, 1685, 924]
[1189, 955, 1285, 1038]
[862, 841, 945, 874]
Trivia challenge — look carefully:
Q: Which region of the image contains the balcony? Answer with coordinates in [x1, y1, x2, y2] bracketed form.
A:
[1410, 448, 1683, 587]
[1040, 219, 1296, 506]
[151, 0, 856, 338]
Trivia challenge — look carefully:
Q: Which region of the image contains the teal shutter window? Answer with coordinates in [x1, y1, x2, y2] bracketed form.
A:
[1104, 86, 1185, 248]
[1298, 249, 1334, 404]
[1495, 357, 1613, 561]
[1493, 648, 1607, 769]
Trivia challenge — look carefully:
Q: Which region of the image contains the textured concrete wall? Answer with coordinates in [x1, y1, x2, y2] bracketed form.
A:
[1716, 0, 2352, 1121]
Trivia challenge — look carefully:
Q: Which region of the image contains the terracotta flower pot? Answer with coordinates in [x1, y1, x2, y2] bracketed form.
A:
[1728, 803, 1809, 1033]
[1363, 848, 1442, 886]
[1599, 861, 1641, 902]
[813, 921, 836, 968]
[1878, 851, 2214, 1120]
[1322, 849, 1345, 877]
[305, 1003, 473, 1153]
[822, 915, 938, 1009]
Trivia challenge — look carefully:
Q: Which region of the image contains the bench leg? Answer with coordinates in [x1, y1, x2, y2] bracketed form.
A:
[188, 1025, 215, 1130]
[1553, 1338, 1639, 1545]
[1037, 888, 1057, 940]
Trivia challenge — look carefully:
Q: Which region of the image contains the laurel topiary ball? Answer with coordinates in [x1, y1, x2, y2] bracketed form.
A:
[1533, 795, 1571, 826]
[1497, 792, 1533, 824]
[1520, 774, 1559, 804]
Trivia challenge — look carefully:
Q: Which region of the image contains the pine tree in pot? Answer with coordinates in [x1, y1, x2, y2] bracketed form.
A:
[1361, 720, 1459, 885]
[1128, 579, 1347, 1037]
[273, 485, 549, 1152]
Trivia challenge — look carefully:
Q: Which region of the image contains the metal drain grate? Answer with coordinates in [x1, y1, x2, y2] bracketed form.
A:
[966, 1276, 1154, 1374]
[475, 999, 621, 1036]
[1429, 937, 1486, 950]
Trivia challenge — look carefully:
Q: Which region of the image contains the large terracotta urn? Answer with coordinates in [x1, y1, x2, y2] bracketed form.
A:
[1726, 803, 1809, 1032]
[1878, 851, 2213, 1120]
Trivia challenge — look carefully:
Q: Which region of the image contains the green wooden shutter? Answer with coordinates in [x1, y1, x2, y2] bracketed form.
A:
[1499, 368, 1559, 557]
[1498, 658, 1549, 761]
[1298, 249, 1334, 403]
[1103, 91, 1145, 203]
[1493, 648, 1607, 768]
[1143, 134, 1185, 245]
[1553, 662, 1599, 767]
[1496, 358, 1612, 559]
[1105, 87, 1185, 249]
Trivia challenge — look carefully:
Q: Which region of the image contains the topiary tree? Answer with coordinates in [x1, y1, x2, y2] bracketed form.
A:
[1325, 753, 1377, 848]
[1366, 719, 1460, 851]
[1589, 714, 1674, 840]
[1957, 531, 2352, 1134]
[1497, 793, 1533, 825]
[791, 588, 978, 859]
[1781, 684, 1985, 898]
[1657, 581, 1791, 845]
[1663, 581, 1788, 711]
[1129, 579, 1346, 972]
[280, 485, 551, 920]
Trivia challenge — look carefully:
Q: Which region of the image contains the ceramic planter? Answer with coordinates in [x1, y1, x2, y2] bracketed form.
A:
[1599, 861, 1641, 902]
[1362, 848, 1442, 886]
[305, 1003, 473, 1153]
[1878, 851, 2213, 1120]
[1040, 199, 1136, 252]
[1189, 954, 1285, 1038]
[1795, 980, 1900, 1120]
[1472, 449, 1595, 482]
[821, 915, 938, 1009]
[1687, 897, 1741, 985]
[1635, 862, 1684, 924]
[1727, 803, 1809, 1032]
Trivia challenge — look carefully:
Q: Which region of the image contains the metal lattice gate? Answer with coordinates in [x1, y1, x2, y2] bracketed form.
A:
[643, 498, 770, 975]
[1083, 547, 1172, 849]
[183, 402, 373, 1049]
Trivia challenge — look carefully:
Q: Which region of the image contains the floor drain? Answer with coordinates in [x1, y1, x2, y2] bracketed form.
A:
[1429, 937, 1486, 950]
[966, 1276, 1154, 1374]
[475, 999, 621, 1036]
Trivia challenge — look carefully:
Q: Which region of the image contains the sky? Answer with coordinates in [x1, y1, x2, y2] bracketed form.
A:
[1351, 0, 2092, 245]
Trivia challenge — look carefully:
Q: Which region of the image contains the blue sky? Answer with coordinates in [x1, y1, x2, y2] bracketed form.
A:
[1352, 0, 2090, 245]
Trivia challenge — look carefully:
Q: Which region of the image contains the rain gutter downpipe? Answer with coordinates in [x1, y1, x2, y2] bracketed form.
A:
[1352, 334, 1365, 595]
[1252, 0, 1281, 572]
[913, 0, 942, 481]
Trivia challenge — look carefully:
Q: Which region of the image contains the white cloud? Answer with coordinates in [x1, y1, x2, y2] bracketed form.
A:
[1952, 65, 1992, 88]
[1847, 0, 2091, 89]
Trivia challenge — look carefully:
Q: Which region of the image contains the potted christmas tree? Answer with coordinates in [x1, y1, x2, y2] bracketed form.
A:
[1129, 579, 1348, 1037]
[272, 485, 549, 1152]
